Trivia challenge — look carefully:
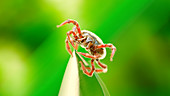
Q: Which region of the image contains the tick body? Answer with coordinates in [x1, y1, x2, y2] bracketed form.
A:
[57, 19, 116, 77]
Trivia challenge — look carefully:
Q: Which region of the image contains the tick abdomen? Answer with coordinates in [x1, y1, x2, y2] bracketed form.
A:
[81, 30, 106, 59]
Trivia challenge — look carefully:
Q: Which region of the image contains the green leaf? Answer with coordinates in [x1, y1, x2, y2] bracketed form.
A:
[59, 51, 110, 96]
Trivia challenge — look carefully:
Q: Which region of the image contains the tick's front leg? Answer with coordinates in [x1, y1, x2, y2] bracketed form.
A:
[57, 19, 83, 38]
[66, 30, 78, 50]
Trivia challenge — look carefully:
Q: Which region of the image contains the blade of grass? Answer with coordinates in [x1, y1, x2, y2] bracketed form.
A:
[58, 51, 79, 96]
[95, 74, 110, 96]
[59, 50, 110, 96]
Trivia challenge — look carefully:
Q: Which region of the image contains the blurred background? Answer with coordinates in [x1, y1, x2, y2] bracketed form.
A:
[0, 0, 170, 96]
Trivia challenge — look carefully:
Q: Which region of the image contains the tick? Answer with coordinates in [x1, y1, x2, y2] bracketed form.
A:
[57, 19, 116, 77]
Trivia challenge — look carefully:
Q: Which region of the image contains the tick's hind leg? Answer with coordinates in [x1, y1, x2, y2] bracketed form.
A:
[96, 59, 107, 69]
[95, 69, 107, 73]
[96, 44, 116, 61]
[79, 59, 95, 77]
[95, 59, 108, 73]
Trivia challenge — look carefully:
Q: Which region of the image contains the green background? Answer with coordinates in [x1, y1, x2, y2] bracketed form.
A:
[0, 0, 170, 96]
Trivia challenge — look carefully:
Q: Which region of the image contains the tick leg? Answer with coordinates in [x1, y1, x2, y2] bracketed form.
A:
[85, 67, 91, 70]
[94, 59, 108, 73]
[72, 27, 79, 50]
[76, 52, 99, 59]
[77, 37, 86, 42]
[75, 43, 78, 50]
[95, 69, 107, 73]
[80, 63, 91, 70]
[67, 30, 78, 50]
[79, 59, 95, 77]
[86, 42, 93, 50]
[57, 19, 83, 38]
[67, 29, 78, 40]
[89, 59, 95, 76]
[65, 38, 73, 56]
[95, 69, 103, 73]
[96, 44, 116, 61]
[96, 59, 107, 69]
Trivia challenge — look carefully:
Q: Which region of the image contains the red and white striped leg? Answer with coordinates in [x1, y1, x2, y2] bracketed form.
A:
[76, 52, 99, 59]
[79, 59, 95, 77]
[57, 19, 83, 38]
[95, 59, 108, 73]
[96, 44, 116, 61]
[96, 59, 107, 69]
[65, 38, 73, 56]
[95, 69, 104, 73]
[66, 30, 78, 50]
